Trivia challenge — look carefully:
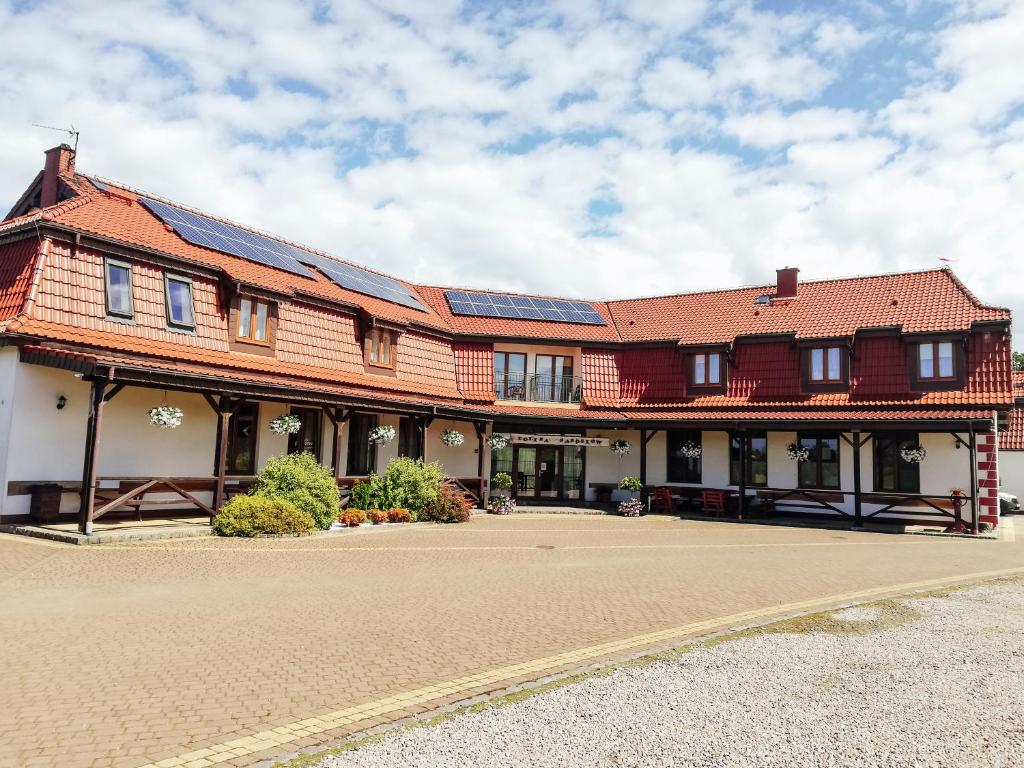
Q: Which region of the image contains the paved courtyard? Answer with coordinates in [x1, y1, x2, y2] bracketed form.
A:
[1, 515, 1022, 768]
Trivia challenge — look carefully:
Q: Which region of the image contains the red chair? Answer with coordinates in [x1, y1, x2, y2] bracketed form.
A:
[652, 487, 675, 515]
[701, 489, 727, 517]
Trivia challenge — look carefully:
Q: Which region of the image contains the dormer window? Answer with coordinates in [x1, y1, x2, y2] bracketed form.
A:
[810, 347, 842, 382]
[803, 344, 848, 391]
[909, 338, 962, 390]
[693, 352, 721, 386]
[917, 341, 954, 380]
[237, 297, 270, 344]
[367, 328, 394, 368]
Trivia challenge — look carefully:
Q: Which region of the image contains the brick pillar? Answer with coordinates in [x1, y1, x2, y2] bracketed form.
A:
[976, 431, 999, 528]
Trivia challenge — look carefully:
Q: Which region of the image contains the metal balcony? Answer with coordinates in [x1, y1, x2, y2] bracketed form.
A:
[494, 373, 583, 404]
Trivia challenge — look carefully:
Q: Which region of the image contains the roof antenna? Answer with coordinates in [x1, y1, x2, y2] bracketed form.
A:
[31, 123, 79, 152]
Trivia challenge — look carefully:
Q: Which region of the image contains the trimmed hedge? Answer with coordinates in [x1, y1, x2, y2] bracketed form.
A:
[213, 496, 315, 537]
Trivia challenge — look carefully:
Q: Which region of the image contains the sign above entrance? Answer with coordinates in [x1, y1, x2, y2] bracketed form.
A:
[509, 434, 609, 447]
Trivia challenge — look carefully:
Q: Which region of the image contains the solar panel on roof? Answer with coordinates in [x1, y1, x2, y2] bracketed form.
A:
[443, 290, 606, 325]
[90, 178, 110, 192]
[140, 197, 427, 311]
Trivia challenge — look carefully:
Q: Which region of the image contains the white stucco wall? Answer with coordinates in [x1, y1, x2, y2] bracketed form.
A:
[582, 428, 641, 501]
[1001, 451, 1024, 502]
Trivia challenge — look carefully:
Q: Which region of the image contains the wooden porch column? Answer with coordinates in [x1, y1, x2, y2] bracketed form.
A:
[213, 401, 232, 517]
[639, 429, 647, 490]
[474, 422, 486, 480]
[851, 430, 863, 529]
[968, 424, 979, 535]
[324, 407, 346, 481]
[78, 379, 108, 535]
[419, 416, 433, 462]
[737, 431, 747, 520]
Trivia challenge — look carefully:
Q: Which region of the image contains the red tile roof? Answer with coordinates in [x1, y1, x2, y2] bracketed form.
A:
[0, 238, 38, 322]
[1001, 372, 1024, 450]
[453, 342, 495, 402]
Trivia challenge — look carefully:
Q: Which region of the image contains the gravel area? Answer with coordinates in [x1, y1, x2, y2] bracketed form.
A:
[314, 580, 1024, 768]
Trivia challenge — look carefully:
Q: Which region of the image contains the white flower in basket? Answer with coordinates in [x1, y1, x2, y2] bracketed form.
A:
[899, 445, 927, 463]
[786, 442, 811, 462]
[368, 425, 396, 445]
[486, 433, 510, 451]
[148, 405, 183, 429]
[618, 498, 643, 517]
[269, 414, 302, 435]
[441, 429, 465, 447]
[677, 441, 702, 459]
[610, 439, 631, 457]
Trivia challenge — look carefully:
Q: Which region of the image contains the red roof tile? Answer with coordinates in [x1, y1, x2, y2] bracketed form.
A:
[607, 269, 1009, 343]
[0, 238, 39, 322]
[1001, 372, 1024, 451]
[453, 342, 495, 402]
[581, 349, 621, 407]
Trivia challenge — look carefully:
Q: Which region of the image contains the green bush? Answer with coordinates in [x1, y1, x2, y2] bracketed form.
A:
[492, 472, 513, 491]
[421, 485, 472, 523]
[349, 481, 375, 510]
[366, 457, 446, 516]
[250, 452, 341, 530]
[213, 495, 315, 537]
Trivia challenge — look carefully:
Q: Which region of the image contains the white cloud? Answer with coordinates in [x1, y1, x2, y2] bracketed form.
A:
[0, 0, 1020, 345]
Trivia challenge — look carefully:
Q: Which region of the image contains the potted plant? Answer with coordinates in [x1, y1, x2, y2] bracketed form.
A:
[486, 433, 510, 451]
[618, 476, 644, 517]
[440, 429, 465, 447]
[368, 425, 396, 446]
[786, 442, 811, 462]
[148, 405, 183, 429]
[269, 414, 302, 435]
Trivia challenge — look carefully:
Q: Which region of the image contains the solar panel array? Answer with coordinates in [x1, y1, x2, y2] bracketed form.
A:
[140, 197, 426, 311]
[444, 290, 607, 325]
[90, 178, 110, 192]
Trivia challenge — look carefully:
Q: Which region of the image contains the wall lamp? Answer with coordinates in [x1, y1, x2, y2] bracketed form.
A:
[56, 395, 67, 410]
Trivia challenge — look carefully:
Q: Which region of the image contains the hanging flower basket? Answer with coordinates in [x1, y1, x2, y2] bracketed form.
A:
[900, 444, 927, 463]
[610, 439, 631, 457]
[786, 442, 811, 462]
[148, 405, 183, 429]
[486, 433, 510, 451]
[618, 498, 643, 517]
[368, 425, 396, 446]
[677, 441, 702, 459]
[488, 496, 516, 515]
[440, 429, 465, 447]
[269, 414, 302, 435]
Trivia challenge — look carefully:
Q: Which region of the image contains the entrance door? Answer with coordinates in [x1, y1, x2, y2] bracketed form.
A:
[514, 446, 561, 500]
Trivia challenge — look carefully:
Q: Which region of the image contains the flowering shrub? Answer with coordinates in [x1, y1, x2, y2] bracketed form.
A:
[338, 509, 367, 527]
[486, 433, 510, 450]
[148, 405, 183, 429]
[386, 508, 413, 523]
[786, 442, 811, 462]
[618, 498, 643, 517]
[900, 444, 927, 463]
[269, 414, 302, 435]
[610, 439, 631, 457]
[440, 429, 465, 447]
[619, 476, 643, 493]
[677, 441, 702, 459]
[366, 458, 446, 514]
[367, 509, 389, 525]
[492, 472, 513, 492]
[488, 496, 516, 515]
[368, 425, 396, 445]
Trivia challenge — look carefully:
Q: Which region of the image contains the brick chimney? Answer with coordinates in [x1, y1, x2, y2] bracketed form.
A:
[40, 144, 76, 208]
[776, 266, 799, 299]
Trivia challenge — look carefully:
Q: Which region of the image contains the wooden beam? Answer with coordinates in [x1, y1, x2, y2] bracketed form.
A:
[102, 383, 126, 403]
[331, 407, 344, 480]
[212, 396, 233, 517]
[737, 431, 747, 520]
[968, 424, 979, 535]
[476, 422, 485, 482]
[851, 430, 863, 529]
[78, 379, 108, 535]
[639, 428, 648, 493]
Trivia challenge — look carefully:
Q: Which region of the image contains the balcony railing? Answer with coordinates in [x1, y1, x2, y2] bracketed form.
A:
[494, 373, 583, 404]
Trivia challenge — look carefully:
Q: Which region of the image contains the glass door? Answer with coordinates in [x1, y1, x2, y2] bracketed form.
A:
[516, 447, 537, 497]
[536, 447, 559, 498]
[534, 355, 573, 402]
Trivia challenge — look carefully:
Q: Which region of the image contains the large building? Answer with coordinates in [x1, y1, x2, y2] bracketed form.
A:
[0, 145, 1015, 534]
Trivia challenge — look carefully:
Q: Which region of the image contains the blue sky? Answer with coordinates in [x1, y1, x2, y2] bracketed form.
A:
[1, 0, 1022, 345]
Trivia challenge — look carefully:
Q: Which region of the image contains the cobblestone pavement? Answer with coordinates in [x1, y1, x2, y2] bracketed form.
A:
[1, 515, 1022, 768]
